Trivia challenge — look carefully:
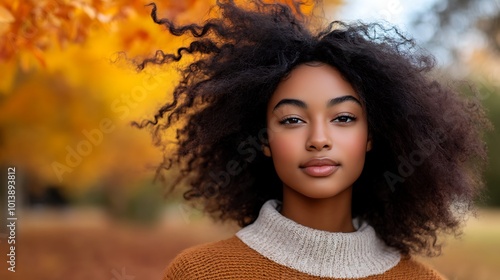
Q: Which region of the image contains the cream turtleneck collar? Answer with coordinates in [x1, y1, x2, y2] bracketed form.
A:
[236, 199, 401, 278]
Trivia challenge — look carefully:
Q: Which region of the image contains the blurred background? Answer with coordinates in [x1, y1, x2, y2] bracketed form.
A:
[0, 0, 499, 279]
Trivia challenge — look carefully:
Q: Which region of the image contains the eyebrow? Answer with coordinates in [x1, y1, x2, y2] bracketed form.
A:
[272, 95, 362, 111]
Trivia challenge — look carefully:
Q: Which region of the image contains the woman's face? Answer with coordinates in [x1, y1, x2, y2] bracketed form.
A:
[265, 63, 371, 199]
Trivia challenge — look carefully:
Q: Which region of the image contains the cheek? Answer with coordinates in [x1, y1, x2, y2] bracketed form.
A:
[268, 132, 300, 162]
[335, 129, 369, 160]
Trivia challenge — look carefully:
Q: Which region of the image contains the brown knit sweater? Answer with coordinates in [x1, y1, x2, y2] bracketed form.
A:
[163, 200, 446, 279]
[163, 236, 445, 279]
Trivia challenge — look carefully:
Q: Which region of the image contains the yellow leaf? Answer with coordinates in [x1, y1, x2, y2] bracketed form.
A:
[0, 5, 14, 23]
[0, 5, 14, 35]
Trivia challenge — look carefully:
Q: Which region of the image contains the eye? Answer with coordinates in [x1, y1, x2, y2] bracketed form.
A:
[333, 114, 356, 123]
[279, 117, 304, 125]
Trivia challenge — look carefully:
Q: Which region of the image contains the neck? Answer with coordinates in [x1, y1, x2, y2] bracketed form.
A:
[281, 185, 355, 232]
[236, 199, 402, 278]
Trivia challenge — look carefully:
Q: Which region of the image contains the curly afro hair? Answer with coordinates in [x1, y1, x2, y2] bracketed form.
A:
[132, 0, 492, 257]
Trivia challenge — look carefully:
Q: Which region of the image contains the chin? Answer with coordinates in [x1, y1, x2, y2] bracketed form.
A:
[303, 191, 347, 200]
[294, 185, 352, 200]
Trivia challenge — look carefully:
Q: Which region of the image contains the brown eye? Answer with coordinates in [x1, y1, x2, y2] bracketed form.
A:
[333, 115, 356, 123]
[279, 117, 304, 125]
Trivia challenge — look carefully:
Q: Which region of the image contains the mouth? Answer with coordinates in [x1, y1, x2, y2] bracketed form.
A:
[300, 158, 340, 177]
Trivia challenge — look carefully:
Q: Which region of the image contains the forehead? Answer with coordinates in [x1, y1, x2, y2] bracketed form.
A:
[269, 63, 360, 106]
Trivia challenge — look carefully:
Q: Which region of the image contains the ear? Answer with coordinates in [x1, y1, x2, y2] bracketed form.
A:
[262, 145, 272, 157]
[366, 135, 373, 152]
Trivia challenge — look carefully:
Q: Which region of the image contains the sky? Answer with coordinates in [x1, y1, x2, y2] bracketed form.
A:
[324, 0, 454, 66]
[330, 0, 437, 31]
[323, 0, 439, 48]
[331, 0, 500, 69]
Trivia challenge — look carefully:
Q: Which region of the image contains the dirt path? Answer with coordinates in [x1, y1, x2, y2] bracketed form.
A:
[0, 207, 238, 280]
[1, 206, 499, 280]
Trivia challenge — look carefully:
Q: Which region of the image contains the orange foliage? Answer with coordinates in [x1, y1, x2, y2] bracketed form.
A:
[0, 0, 215, 70]
[0, 0, 341, 198]
[1, 0, 116, 68]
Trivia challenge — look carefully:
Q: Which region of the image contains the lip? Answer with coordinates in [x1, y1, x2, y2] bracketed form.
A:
[300, 158, 340, 177]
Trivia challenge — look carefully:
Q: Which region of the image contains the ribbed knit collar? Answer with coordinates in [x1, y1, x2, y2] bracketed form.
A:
[236, 199, 401, 278]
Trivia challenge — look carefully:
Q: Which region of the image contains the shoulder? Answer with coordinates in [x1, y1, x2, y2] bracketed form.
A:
[161, 237, 449, 280]
[383, 256, 447, 280]
[162, 236, 262, 280]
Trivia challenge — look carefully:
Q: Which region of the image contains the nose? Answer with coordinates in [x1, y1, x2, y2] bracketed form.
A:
[306, 121, 332, 151]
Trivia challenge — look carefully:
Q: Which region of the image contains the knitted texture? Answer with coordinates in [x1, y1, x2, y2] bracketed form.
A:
[163, 200, 446, 279]
[236, 200, 401, 278]
[162, 237, 445, 279]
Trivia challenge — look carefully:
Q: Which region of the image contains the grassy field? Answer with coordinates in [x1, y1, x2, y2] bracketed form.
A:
[417, 208, 500, 280]
[1, 206, 499, 280]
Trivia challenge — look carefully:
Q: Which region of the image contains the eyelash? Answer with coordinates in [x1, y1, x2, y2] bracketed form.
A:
[279, 117, 303, 125]
[278, 114, 357, 125]
[334, 114, 357, 123]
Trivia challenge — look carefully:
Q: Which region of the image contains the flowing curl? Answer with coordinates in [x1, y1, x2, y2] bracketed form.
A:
[132, 0, 492, 257]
